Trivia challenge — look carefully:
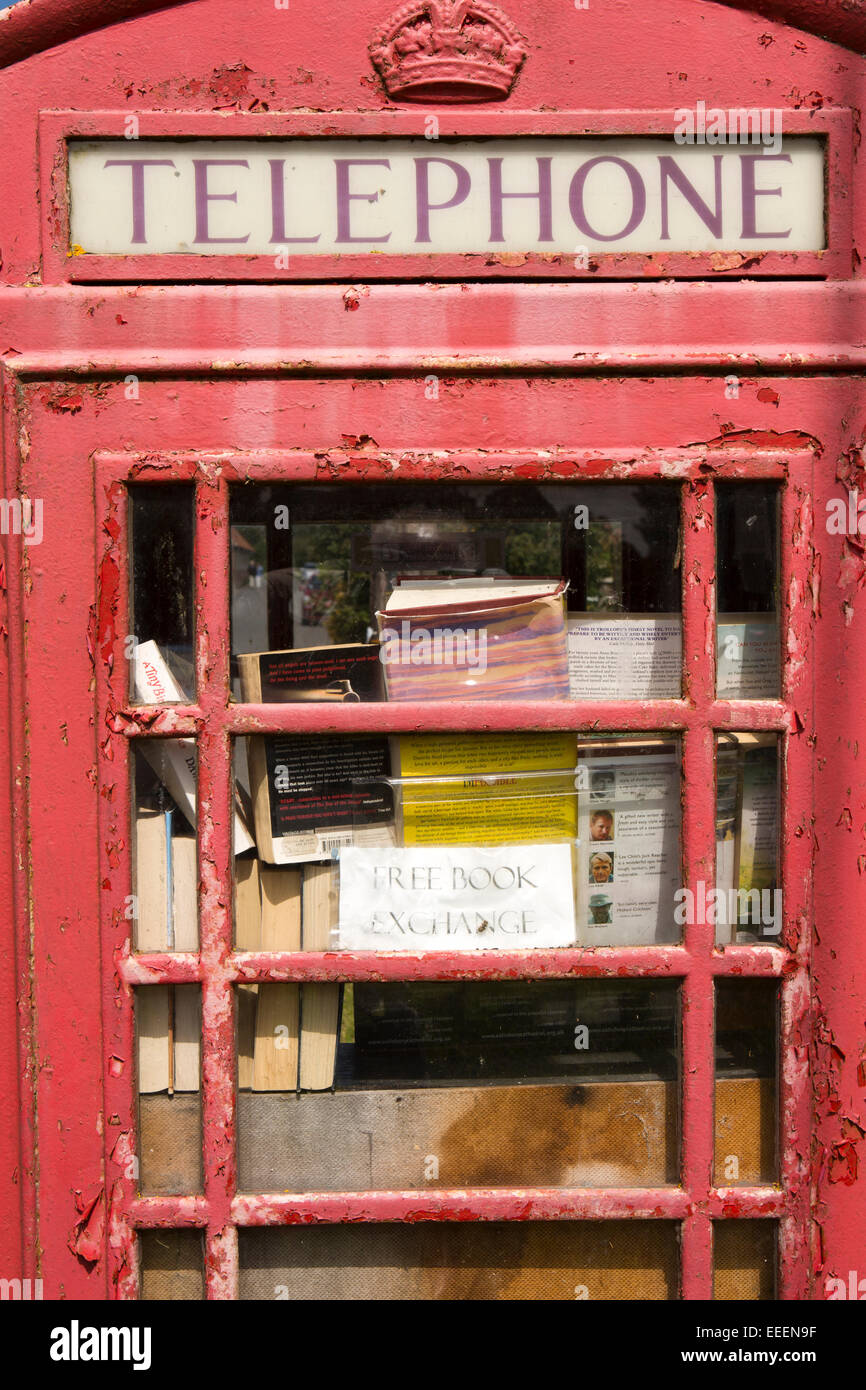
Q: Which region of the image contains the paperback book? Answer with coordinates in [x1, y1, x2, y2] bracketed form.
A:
[378, 577, 570, 701]
[239, 648, 395, 863]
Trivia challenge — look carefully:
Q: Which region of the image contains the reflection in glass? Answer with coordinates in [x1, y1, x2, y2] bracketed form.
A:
[716, 484, 780, 698]
[715, 734, 780, 946]
[239, 1220, 680, 1300]
[229, 483, 681, 702]
[236, 980, 680, 1192]
[129, 485, 194, 702]
[137, 985, 202, 1196]
[715, 980, 777, 1186]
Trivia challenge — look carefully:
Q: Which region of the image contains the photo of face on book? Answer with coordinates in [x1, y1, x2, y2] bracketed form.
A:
[589, 809, 614, 841]
[590, 770, 615, 801]
[589, 851, 614, 884]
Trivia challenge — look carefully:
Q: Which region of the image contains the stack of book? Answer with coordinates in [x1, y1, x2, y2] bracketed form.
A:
[133, 641, 338, 1095]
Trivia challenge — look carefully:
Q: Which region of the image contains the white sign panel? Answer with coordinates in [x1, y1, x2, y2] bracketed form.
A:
[68, 137, 825, 256]
[337, 843, 576, 950]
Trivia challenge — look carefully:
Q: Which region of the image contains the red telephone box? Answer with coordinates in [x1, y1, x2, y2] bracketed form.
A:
[1, 0, 865, 1303]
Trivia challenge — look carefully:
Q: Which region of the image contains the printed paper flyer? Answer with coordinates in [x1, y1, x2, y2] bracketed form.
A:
[568, 615, 682, 700]
[576, 749, 681, 945]
[716, 615, 779, 698]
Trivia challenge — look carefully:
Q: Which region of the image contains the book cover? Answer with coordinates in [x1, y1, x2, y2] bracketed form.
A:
[134, 805, 199, 1092]
[239, 643, 384, 704]
[238, 648, 395, 864]
[134, 639, 255, 855]
[299, 864, 342, 1090]
[378, 577, 570, 702]
[392, 731, 578, 847]
[576, 740, 681, 947]
[241, 728, 395, 865]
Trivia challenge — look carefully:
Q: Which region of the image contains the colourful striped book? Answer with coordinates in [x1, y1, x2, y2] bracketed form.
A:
[377, 578, 570, 702]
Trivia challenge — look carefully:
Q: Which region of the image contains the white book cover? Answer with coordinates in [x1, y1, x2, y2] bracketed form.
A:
[134, 640, 255, 854]
[386, 577, 564, 613]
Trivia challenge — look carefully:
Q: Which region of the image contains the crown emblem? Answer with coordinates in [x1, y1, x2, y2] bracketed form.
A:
[370, 1, 527, 103]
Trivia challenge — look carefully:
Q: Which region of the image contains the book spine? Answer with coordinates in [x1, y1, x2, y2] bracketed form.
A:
[135, 809, 201, 1091]
[134, 808, 169, 952]
[137, 986, 171, 1093]
[252, 867, 302, 1090]
[245, 737, 278, 863]
[170, 833, 198, 952]
[299, 863, 340, 1091]
[238, 653, 280, 863]
[135, 641, 254, 853]
[234, 856, 263, 1090]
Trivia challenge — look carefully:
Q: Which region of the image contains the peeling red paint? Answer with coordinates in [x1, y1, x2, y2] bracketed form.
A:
[828, 1141, 859, 1185]
[343, 286, 370, 312]
[69, 1187, 105, 1266]
[40, 388, 83, 414]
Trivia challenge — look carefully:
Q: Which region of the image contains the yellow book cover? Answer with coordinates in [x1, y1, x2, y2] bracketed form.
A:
[392, 732, 578, 847]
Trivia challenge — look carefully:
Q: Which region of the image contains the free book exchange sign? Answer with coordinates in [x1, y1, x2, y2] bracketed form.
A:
[337, 844, 577, 950]
[67, 137, 825, 256]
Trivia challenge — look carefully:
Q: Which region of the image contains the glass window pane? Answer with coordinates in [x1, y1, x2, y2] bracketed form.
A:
[132, 743, 198, 952]
[237, 979, 679, 1192]
[716, 484, 780, 698]
[715, 734, 780, 946]
[232, 732, 681, 951]
[577, 735, 681, 946]
[137, 985, 202, 1195]
[715, 980, 777, 1186]
[139, 1230, 205, 1301]
[713, 1220, 776, 1300]
[129, 484, 194, 702]
[239, 1220, 680, 1300]
[229, 482, 681, 703]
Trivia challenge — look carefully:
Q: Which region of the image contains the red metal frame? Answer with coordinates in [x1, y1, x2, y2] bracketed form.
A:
[2, 0, 862, 1307]
[40, 108, 852, 284]
[0, 375, 37, 1293]
[84, 444, 812, 1300]
[5, 0, 866, 72]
